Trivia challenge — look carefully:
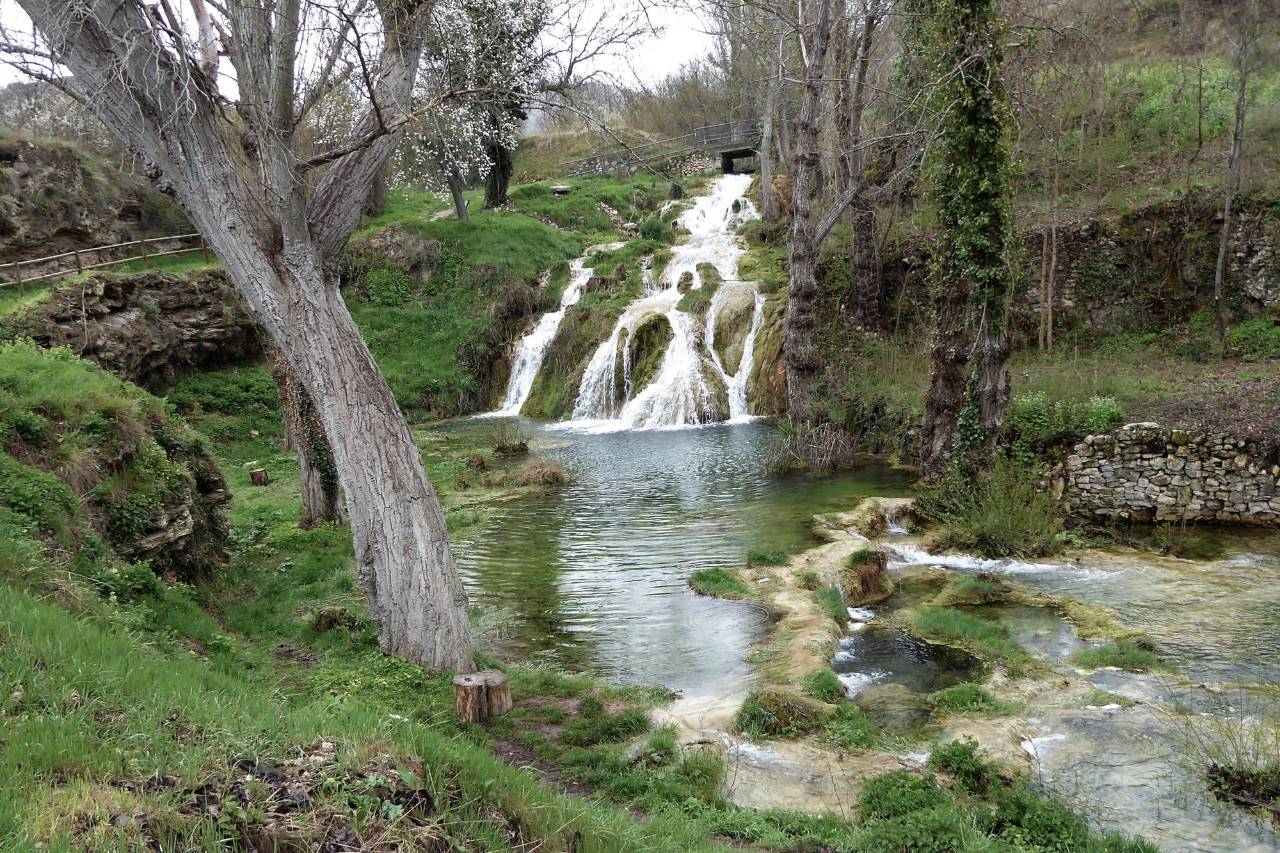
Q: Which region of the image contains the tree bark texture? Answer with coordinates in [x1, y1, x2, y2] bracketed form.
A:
[272, 350, 345, 529]
[448, 168, 470, 221]
[1215, 23, 1252, 353]
[19, 0, 477, 671]
[784, 0, 835, 422]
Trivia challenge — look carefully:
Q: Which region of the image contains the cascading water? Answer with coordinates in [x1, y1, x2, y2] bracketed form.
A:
[569, 173, 762, 430]
[488, 243, 622, 416]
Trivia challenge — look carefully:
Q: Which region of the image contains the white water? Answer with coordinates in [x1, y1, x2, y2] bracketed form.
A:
[568, 174, 762, 430]
[488, 243, 623, 416]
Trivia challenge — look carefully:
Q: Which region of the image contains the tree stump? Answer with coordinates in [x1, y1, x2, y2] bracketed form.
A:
[250, 468, 269, 486]
[453, 670, 511, 723]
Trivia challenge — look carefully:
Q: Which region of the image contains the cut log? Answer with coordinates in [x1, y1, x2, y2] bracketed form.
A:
[453, 670, 512, 722]
[454, 673, 489, 723]
[250, 468, 269, 486]
[482, 670, 512, 716]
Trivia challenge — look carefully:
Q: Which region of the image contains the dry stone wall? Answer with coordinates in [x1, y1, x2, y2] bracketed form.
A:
[1057, 422, 1280, 526]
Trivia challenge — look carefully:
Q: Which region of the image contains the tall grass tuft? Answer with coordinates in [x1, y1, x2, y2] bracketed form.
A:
[915, 458, 1062, 558]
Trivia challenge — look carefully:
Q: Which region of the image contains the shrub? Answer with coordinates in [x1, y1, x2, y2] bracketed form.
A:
[927, 738, 995, 792]
[824, 704, 875, 750]
[688, 568, 752, 599]
[928, 683, 1016, 717]
[798, 570, 821, 590]
[989, 784, 1094, 851]
[801, 669, 846, 704]
[735, 690, 827, 739]
[639, 217, 672, 242]
[1069, 641, 1162, 672]
[858, 770, 948, 820]
[516, 459, 566, 486]
[857, 804, 977, 852]
[363, 266, 413, 306]
[914, 458, 1062, 558]
[0, 451, 79, 533]
[1226, 317, 1280, 357]
[1005, 391, 1125, 452]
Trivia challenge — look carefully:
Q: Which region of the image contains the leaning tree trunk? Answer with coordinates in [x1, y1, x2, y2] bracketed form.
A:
[448, 168, 469, 221]
[784, 0, 835, 422]
[272, 351, 345, 529]
[268, 263, 475, 670]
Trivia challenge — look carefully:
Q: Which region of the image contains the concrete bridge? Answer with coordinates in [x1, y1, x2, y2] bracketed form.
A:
[560, 118, 763, 178]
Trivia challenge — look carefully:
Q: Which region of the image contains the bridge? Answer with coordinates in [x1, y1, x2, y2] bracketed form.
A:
[559, 118, 763, 178]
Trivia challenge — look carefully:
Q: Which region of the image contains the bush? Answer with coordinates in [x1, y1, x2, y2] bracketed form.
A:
[928, 683, 1016, 717]
[858, 770, 948, 820]
[824, 704, 875, 750]
[801, 669, 846, 704]
[1005, 391, 1125, 452]
[927, 738, 995, 792]
[0, 450, 79, 533]
[363, 266, 413, 306]
[914, 458, 1063, 558]
[1226, 317, 1280, 357]
[639, 217, 672, 242]
[1069, 641, 1162, 672]
[735, 690, 827, 740]
[857, 804, 977, 853]
[688, 568, 752, 599]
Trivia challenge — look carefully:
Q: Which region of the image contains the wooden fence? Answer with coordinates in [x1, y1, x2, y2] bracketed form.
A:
[0, 232, 209, 293]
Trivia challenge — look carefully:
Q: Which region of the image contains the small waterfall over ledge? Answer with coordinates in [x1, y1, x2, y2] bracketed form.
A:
[487, 242, 622, 417]
[569, 173, 762, 430]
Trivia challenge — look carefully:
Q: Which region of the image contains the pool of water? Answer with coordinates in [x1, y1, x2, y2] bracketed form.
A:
[833, 625, 982, 696]
[445, 417, 912, 697]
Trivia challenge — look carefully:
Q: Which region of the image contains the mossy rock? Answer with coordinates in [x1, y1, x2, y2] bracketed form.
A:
[746, 291, 787, 416]
[734, 689, 831, 739]
[854, 683, 932, 733]
[624, 313, 673, 398]
[842, 547, 894, 606]
[710, 283, 756, 374]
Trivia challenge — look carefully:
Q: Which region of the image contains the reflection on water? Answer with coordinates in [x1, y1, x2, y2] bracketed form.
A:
[833, 625, 982, 696]
[446, 418, 911, 696]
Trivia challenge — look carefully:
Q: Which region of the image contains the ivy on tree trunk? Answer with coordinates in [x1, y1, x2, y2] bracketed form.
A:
[918, 0, 1015, 479]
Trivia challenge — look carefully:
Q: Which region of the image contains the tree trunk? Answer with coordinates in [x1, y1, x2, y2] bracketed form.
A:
[920, 278, 972, 480]
[784, 0, 835, 422]
[272, 351, 345, 529]
[758, 46, 780, 222]
[448, 168, 469, 221]
[274, 273, 475, 670]
[850, 203, 882, 330]
[363, 166, 387, 218]
[1215, 28, 1251, 355]
[485, 141, 515, 208]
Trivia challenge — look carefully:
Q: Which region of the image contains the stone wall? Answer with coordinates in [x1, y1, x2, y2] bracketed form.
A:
[1057, 422, 1280, 526]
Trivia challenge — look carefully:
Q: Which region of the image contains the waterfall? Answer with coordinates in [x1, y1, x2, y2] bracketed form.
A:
[488, 243, 622, 416]
[567, 174, 761, 430]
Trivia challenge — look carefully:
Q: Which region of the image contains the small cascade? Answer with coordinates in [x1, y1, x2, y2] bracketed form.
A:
[488, 243, 622, 416]
[567, 173, 761, 430]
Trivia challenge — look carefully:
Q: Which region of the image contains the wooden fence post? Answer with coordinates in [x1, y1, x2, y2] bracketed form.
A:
[200, 237, 209, 264]
[74, 250, 82, 275]
[13, 261, 23, 296]
[141, 239, 150, 269]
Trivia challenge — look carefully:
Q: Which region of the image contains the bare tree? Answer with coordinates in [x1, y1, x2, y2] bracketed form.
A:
[2, 0, 479, 670]
[1214, 0, 1262, 354]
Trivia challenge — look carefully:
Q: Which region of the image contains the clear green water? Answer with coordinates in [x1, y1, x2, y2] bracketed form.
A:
[445, 418, 912, 696]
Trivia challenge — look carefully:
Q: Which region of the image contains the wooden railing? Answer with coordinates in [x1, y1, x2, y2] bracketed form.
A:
[0, 232, 210, 292]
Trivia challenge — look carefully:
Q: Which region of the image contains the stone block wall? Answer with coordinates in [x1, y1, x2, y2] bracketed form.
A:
[1057, 422, 1280, 526]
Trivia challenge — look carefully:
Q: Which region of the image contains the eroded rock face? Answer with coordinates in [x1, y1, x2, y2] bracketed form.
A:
[747, 291, 787, 416]
[711, 282, 755, 375]
[8, 270, 260, 390]
[1058, 422, 1280, 526]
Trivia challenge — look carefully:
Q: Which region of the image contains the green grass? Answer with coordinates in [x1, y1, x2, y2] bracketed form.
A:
[688, 568, 753, 600]
[928, 683, 1018, 717]
[734, 690, 828, 740]
[812, 586, 847, 622]
[1069, 641, 1163, 672]
[506, 176, 671, 238]
[911, 606, 1032, 675]
[915, 458, 1064, 559]
[800, 669, 845, 704]
[746, 548, 790, 567]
